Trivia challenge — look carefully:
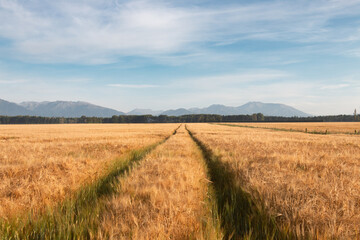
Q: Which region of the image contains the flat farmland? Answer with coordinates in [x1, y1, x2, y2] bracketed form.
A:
[188, 123, 360, 239]
[0, 124, 177, 220]
[1, 122, 359, 239]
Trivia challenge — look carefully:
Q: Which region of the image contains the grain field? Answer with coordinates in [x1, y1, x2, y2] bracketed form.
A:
[188, 123, 360, 239]
[0, 124, 177, 219]
[99, 125, 221, 239]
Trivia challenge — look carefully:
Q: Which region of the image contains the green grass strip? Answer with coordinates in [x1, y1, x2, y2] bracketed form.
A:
[186, 125, 294, 240]
[0, 126, 179, 240]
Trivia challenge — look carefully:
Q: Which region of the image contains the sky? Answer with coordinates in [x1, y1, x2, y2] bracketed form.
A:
[1, 0, 360, 115]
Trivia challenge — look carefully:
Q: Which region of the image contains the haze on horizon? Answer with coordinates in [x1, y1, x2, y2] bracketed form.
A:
[1, 0, 360, 116]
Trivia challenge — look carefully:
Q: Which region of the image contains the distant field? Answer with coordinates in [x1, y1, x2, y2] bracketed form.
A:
[1, 122, 360, 239]
[223, 122, 360, 134]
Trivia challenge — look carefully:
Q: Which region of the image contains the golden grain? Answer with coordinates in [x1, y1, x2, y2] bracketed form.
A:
[188, 123, 360, 238]
[0, 124, 177, 219]
[3, 121, 358, 239]
[100, 125, 215, 239]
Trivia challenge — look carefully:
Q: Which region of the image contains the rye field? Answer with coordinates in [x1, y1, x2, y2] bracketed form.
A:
[0, 122, 359, 239]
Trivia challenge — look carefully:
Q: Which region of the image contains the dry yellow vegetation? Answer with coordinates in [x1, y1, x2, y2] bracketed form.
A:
[2, 122, 359, 239]
[100, 125, 220, 239]
[188, 123, 360, 239]
[0, 124, 177, 220]
[230, 122, 360, 134]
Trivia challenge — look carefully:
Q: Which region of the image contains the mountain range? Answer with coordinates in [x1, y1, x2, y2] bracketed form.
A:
[0, 98, 311, 117]
[160, 102, 311, 117]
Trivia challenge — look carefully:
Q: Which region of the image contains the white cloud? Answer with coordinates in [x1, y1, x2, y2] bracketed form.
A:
[0, 0, 199, 64]
[1, 0, 360, 64]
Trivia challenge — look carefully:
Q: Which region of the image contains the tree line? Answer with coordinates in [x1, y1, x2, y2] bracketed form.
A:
[0, 113, 359, 124]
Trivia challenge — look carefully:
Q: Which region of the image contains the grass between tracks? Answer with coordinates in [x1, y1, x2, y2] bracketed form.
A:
[186, 125, 294, 240]
[0, 126, 179, 240]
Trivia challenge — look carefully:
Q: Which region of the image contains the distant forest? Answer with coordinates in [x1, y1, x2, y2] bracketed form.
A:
[0, 113, 359, 124]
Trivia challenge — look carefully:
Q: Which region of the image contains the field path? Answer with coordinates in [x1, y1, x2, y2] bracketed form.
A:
[99, 125, 220, 239]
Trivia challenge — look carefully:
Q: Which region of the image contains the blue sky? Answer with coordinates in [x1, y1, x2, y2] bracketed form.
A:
[1, 0, 360, 115]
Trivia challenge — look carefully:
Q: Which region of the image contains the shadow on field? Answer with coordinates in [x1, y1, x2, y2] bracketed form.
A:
[186, 125, 294, 240]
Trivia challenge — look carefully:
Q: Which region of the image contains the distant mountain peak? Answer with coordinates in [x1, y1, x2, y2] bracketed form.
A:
[3, 99, 125, 117]
[0, 99, 32, 116]
[236, 102, 310, 117]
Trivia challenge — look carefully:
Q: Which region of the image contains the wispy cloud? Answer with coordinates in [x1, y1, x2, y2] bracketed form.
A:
[1, 0, 360, 64]
[107, 83, 160, 88]
[347, 48, 360, 57]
